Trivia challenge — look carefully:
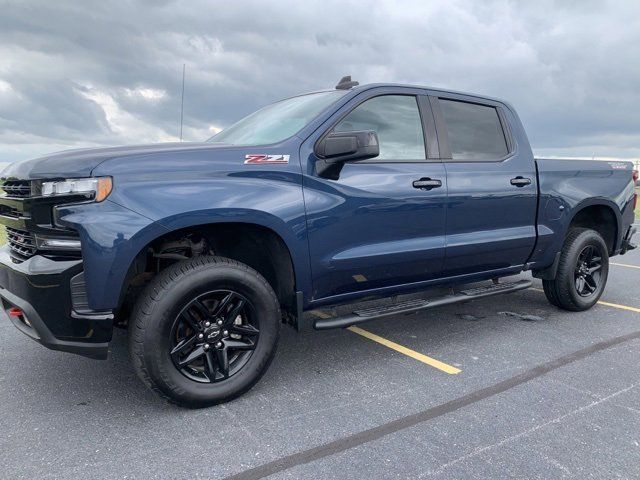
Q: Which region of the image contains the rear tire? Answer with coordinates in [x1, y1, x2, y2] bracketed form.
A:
[129, 256, 280, 408]
[542, 228, 609, 311]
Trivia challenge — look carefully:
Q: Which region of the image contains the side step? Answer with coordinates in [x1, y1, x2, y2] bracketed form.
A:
[313, 279, 532, 330]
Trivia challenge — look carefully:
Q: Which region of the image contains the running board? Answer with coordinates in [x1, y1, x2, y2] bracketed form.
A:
[313, 279, 532, 330]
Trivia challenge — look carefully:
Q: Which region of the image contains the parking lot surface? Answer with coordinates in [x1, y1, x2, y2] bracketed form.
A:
[2, 244, 640, 479]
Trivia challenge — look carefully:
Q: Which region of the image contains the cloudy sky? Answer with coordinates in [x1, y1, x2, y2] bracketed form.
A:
[0, 0, 638, 162]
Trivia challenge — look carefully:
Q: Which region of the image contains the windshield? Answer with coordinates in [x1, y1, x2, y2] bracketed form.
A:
[208, 90, 347, 145]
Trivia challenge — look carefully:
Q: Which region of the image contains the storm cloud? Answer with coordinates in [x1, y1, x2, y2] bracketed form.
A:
[0, 0, 638, 162]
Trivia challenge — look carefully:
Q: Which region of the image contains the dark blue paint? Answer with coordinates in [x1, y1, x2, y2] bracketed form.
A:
[303, 162, 448, 300]
[2, 83, 636, 316]
[530, 159, 636, 268]
[55, 199, 167, 309]
[441, 98, 538, 276]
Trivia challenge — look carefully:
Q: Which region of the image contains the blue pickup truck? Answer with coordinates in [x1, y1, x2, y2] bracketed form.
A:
[0, 77, 636, 407]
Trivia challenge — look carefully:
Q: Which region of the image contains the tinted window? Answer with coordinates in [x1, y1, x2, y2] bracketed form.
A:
[334, 95, 425, 160]
[440, 99, 508, 160]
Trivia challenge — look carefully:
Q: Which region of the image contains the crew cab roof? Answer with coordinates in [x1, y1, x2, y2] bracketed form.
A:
[295, 82, 509, 108]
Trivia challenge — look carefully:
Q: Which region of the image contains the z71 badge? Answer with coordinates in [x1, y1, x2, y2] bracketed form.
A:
[244, 154, 290, 165]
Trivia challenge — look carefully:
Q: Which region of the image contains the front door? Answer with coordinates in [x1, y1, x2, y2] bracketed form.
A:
[303, 91, 448, 301]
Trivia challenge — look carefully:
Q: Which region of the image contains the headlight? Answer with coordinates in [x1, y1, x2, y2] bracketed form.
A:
[41, 177, 113, 202]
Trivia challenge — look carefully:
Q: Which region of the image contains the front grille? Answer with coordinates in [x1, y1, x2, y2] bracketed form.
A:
[2, 180, 32, 198]
[0, 179, 82, 262]
[6, 227, 37, 259]
[0, 204, 22, 218]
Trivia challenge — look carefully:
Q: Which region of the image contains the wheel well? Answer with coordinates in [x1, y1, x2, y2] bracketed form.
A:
[569, 205, 617, 254]
[119, 223, 297, 323]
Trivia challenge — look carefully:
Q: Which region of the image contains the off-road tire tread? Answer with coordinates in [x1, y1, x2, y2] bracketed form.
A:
[542, 277, 561, 307]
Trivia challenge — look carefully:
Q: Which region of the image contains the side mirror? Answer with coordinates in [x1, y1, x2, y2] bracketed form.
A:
[315, 130, 379, 179]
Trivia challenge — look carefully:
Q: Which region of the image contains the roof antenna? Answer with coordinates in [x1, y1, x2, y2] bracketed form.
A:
[335, 75, 359, 90]
[179, 63, 186, 141]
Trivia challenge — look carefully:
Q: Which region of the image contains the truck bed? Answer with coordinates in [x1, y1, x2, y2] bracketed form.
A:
[530, 157, 636, 271]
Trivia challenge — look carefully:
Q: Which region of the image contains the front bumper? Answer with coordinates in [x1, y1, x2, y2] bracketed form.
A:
[0, 247, 113, 359]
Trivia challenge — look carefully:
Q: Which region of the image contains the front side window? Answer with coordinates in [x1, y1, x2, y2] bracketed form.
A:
[209, 90, 347, 146]
[333, 95, 426, 160]
[439, 99, 509, 160]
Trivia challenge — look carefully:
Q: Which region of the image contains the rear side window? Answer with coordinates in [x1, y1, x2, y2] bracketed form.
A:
[439, 99, 508, 160]
[333, 95, 426, 160]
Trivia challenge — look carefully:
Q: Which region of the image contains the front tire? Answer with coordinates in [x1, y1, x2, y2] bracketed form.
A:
[129, 256, 280, 408]
[542, 228, 609, 311]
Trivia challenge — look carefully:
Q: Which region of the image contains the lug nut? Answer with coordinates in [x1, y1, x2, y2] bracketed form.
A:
[203, 343, 210, 350]
[198, 333, 204, 339]
[217, 319, 223, 326]
[215, 342, 222, 348]
[223, 330, 229, 337]
[204, 321, 211, 327]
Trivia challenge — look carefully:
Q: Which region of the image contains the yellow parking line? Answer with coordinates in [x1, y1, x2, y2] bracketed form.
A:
[531, 287, 640, 313]
[595, 300, 640, 314]
[347, 326, 461, 374]
[311, 310, 461, 374]
[611, 262, 640, 270]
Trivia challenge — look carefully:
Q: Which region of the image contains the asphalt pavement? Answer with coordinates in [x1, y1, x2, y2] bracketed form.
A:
[2, 246, 640, 479]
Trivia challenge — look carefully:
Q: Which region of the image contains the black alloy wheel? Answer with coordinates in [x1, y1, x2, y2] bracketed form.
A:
[573, 245, 604, 297]
[170, 290, 260, 383]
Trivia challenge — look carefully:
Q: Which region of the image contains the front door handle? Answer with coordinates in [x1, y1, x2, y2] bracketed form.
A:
[413, 178, 442, 190]
[510, 176, 531, 187]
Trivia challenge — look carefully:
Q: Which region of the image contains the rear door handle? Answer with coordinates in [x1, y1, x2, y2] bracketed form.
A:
[510, 176, 531, 187]
[413, 178, 442, 190]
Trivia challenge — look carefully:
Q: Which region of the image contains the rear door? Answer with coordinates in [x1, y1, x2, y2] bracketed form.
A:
[431, 95, 538, 276]
[302, 89, 448, 301]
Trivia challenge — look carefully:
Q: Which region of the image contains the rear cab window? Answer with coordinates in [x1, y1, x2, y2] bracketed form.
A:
[439, 99, 509, 161]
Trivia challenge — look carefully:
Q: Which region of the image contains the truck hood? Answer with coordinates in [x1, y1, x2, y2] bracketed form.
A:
[1, 142, 228, 180]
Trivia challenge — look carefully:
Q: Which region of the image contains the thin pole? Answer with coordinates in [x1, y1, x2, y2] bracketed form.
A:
[179, 63, 185, 141]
